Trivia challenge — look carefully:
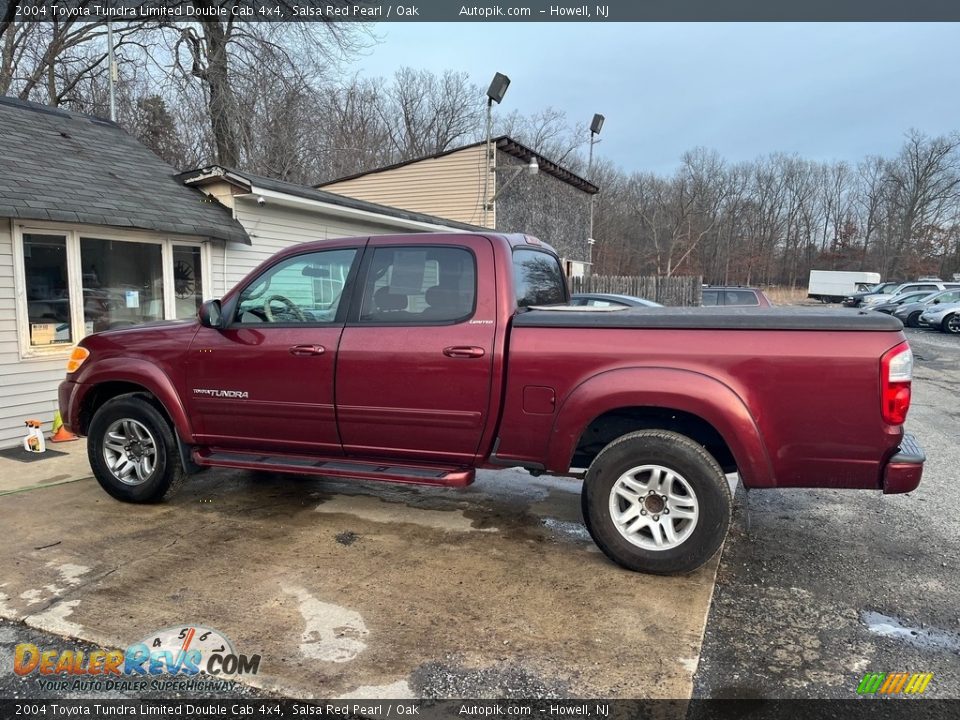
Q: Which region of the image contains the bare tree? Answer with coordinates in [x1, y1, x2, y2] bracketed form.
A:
[160, 10, 369, 168]
[1, 10, 147, 105]
[378, 67, 481, 159]
[496, 106, 587, 167]
[884, 130, 960, 277]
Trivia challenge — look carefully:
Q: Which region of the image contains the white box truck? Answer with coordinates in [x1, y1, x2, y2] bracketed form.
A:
[807, 270, 882, 303]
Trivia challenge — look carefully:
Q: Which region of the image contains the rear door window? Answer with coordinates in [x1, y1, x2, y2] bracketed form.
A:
[358, 246, 476, 324]
[702, 290, 719, 306]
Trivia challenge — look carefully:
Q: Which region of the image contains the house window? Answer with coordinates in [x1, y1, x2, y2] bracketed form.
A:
[23, 234, 73, 347]
[15, 225, 209, 357]
[81, 238, 165, 332]
[173, 245, 204, 318]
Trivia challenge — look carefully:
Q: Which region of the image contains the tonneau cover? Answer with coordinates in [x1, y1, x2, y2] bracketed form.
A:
[513, 306, 903, 331]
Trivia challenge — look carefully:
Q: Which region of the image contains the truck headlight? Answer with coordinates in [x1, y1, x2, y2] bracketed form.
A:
[66, 347, 90, 374]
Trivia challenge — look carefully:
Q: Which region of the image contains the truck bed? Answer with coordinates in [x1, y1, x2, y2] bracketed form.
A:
[515, 306, 902, 331]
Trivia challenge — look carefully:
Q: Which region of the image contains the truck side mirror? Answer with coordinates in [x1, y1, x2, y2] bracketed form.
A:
[933, 299, 940, 304]
[198, 299, 223, 329]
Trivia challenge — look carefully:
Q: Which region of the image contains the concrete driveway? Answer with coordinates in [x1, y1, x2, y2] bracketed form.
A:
[0, 446, 719, 699]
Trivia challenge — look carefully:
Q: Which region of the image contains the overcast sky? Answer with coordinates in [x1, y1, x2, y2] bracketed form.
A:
[356, 22, 960, 174]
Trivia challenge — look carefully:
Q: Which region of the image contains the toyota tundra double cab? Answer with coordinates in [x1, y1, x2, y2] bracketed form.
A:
[59, 233, 925, 574]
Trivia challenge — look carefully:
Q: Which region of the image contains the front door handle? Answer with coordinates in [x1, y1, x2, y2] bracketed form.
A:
[289, 344, 326, 356]
[443, 346, 485, 359]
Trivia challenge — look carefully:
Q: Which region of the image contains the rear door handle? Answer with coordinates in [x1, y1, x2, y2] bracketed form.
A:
[443, 346, 485, 359]
[289, 344, 326, 356]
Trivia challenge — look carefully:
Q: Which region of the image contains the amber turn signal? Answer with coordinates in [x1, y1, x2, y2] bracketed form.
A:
[66, 347, 90, 374]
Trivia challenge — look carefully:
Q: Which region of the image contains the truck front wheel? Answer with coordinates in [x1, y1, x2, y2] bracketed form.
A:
[87, 394, 186, 503]
[581, 430, 731, 575]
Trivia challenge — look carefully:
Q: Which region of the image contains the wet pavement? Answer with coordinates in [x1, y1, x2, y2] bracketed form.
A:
[693, 326, 960, 698]
[0, 459, 718, 699]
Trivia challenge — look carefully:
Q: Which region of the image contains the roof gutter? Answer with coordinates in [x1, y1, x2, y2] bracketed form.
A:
[236, 187, 468, 234]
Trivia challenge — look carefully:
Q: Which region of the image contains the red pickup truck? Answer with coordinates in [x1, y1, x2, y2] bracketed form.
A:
[59, 233, 924, 574]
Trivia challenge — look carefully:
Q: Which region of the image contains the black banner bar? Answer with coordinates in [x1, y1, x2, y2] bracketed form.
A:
[4, 0, 960, 22]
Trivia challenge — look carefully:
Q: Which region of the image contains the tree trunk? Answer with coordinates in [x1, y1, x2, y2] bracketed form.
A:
[0, 24, 14, 96]
[200, 19, 240, 168]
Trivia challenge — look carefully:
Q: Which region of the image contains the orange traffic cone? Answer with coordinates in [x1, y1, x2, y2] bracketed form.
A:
[50, 409, 78, 443]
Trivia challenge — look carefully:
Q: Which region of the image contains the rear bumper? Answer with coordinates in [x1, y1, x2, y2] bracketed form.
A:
[882, 433, 925, 494]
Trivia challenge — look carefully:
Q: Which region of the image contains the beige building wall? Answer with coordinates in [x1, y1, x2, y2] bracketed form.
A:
[321, 145, 493, 228]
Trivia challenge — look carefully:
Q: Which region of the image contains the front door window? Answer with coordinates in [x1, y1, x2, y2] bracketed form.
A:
[235, 249, 356, 325]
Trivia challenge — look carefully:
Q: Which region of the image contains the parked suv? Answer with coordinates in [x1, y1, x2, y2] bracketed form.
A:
[843, 281, 901, 308]
[861, 281, 960, 309]
[701, 286, 772, 307]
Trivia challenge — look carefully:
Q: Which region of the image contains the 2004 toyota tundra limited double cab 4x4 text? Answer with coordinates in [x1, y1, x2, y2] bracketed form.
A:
[59, 233, 925, 574]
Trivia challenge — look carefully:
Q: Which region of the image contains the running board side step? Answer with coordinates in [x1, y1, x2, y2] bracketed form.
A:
[192, 449, 476, 487]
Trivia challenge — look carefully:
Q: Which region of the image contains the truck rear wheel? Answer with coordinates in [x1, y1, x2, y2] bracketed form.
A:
[87, 394, 186, 503]
[581, 430, 731, 575]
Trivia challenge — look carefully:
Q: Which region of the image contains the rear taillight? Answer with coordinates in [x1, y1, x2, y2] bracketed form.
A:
[880, 342, 913, 425]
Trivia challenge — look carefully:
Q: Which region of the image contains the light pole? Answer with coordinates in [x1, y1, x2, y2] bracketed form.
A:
[107, 22, 117, 122]
[587, 113, 604, 270]
[483, 72, 510, 228]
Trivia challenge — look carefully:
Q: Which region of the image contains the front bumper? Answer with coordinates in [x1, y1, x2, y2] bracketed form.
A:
[882, 433, 925, 494]
[58, 379, 83, 434]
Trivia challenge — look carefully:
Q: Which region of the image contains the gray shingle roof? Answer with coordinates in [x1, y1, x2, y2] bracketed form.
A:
[0, 97, 249, 244]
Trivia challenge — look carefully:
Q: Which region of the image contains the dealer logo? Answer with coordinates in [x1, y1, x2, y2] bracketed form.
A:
[15, 624, 260, 679]
[138, 625, 260, 677]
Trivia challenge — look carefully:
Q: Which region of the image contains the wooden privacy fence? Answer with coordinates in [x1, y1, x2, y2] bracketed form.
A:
[569, 275, 703, 306]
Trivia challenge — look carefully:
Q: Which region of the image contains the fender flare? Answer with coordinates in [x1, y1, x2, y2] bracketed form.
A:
[546, 366, 775, 487]
[79, 358, 195, 443]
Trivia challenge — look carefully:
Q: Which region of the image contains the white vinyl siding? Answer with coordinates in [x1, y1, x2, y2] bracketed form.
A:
[0, 218, 67, 446]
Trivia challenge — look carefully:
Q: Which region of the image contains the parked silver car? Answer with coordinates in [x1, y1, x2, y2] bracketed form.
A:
[919, 301, 960, 334]
[894, 289, 960, 328]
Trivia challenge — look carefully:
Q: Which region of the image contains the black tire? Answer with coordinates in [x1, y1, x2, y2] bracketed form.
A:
[942, 314, 960, 335]
[87, 394, 186, 503]
[906, 311, 922, 328]
[581, 430, 731, 575]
